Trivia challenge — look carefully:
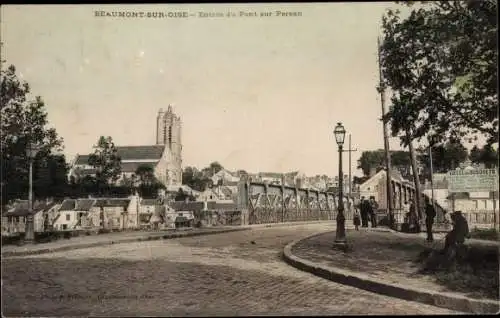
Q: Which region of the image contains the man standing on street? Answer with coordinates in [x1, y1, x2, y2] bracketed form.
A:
[359, 196, 369, 228]
[369, 196, 378, 228]
[424, 197, 436, 242]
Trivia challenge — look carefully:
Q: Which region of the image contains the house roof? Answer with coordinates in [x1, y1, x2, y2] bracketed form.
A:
[360, 168, 414, 189]
[94, 198, 130, 208]
[259, 172, 284, 179]
[220, 186, 233, 197]
[59, 199, 96, 211]
[74, 145, 165, 165]
[165, 185, 195, 193]
[215, 169, 236, 177]
[285, 171, 300, 177]
[5, 201, 58, 217]
[59, 199, 76, 211]
[75, 199, 95, 211]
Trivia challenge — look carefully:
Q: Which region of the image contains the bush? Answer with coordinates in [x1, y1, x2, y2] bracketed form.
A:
[1, 235, 22, 246]
[98, 228, 111, 234]
[35, 231, 57, 243]
[469, 228, 499, 241]
[416, 245, 499, 299]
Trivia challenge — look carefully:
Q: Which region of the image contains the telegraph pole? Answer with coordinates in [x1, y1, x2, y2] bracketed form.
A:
[377, 36, 394, 227]
[345, 134, 357, 198]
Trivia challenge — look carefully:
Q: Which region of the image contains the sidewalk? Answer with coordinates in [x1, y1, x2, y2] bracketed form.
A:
[283, 229, 499, 314]
[1, 226, 247, 257]
[369, 226, 500, 246]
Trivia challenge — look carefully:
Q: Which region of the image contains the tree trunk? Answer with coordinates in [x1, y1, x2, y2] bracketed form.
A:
[407, 131, 423, 224]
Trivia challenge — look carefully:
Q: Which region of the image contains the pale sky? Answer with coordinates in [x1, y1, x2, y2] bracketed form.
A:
[2, 3, 413, 177]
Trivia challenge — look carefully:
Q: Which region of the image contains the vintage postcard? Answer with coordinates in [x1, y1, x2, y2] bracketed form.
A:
[1, 2, 498, 316]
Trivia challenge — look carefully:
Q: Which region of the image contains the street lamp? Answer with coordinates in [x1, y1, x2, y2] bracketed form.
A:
[25, 142, 40, 244]
[428, 136, 436, 215]
[333, 122, 347, 247]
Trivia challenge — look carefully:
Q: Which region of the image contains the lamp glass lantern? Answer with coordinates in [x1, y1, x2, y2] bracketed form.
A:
[26, 143, 40, 159]
[334, 122, 346, 146]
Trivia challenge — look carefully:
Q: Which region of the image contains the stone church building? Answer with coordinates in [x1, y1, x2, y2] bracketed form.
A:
[69, 105, 183, 186]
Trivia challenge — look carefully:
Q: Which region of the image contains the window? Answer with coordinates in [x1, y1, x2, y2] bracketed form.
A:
[483, 200, 487, 209]
[66, 214, 71, 221]
[168, 126, 172, 147]
[473, 200, 478, 209]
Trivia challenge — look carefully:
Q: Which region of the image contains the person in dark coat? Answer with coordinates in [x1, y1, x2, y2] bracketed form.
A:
[359, 196, 369, 228]
[369, 196, 378, 228]
[444, 211, 470, 251]
[424, 197, 436, 242]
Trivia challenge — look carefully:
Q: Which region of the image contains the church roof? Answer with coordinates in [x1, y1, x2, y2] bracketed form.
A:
[121, 162, 155, 173]
[74, 145, 165, 165]
[116, 145, 165, 161]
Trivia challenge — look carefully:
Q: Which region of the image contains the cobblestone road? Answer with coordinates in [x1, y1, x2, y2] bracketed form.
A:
[2, 224, 460, 316]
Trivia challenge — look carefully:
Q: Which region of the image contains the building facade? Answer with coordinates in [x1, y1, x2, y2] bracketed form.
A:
[68, 106, 183, 186]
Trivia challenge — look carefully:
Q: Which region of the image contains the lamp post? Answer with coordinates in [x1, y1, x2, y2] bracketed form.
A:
[333, 123, 347, 246]
[25, 142, 40, 244]
[428, 137, 436, 215]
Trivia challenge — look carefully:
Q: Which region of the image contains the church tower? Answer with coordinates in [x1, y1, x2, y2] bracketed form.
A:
[156, 105, 183, 185]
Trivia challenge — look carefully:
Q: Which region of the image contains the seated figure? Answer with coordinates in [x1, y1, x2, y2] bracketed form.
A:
[444, 211, 470, 251]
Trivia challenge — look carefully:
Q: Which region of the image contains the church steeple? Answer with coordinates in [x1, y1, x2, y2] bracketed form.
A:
[155, 104, 182, 185]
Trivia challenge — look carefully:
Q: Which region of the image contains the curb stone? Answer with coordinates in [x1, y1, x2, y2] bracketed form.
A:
[2, 228, 250, 258]
[250, 220, 334, 229]
[2, 221, 334, 258]
[282, 231, 500, 314]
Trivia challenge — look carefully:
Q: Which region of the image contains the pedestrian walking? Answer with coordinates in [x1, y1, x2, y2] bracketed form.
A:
[369, 196, 378, 228]
[424, 197, 436, 242]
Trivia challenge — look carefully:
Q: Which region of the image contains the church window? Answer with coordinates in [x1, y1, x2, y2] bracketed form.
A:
[168, 126, 172, 147]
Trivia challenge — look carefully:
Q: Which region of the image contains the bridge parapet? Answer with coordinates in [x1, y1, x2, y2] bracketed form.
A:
[237, 180, 348, 225]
